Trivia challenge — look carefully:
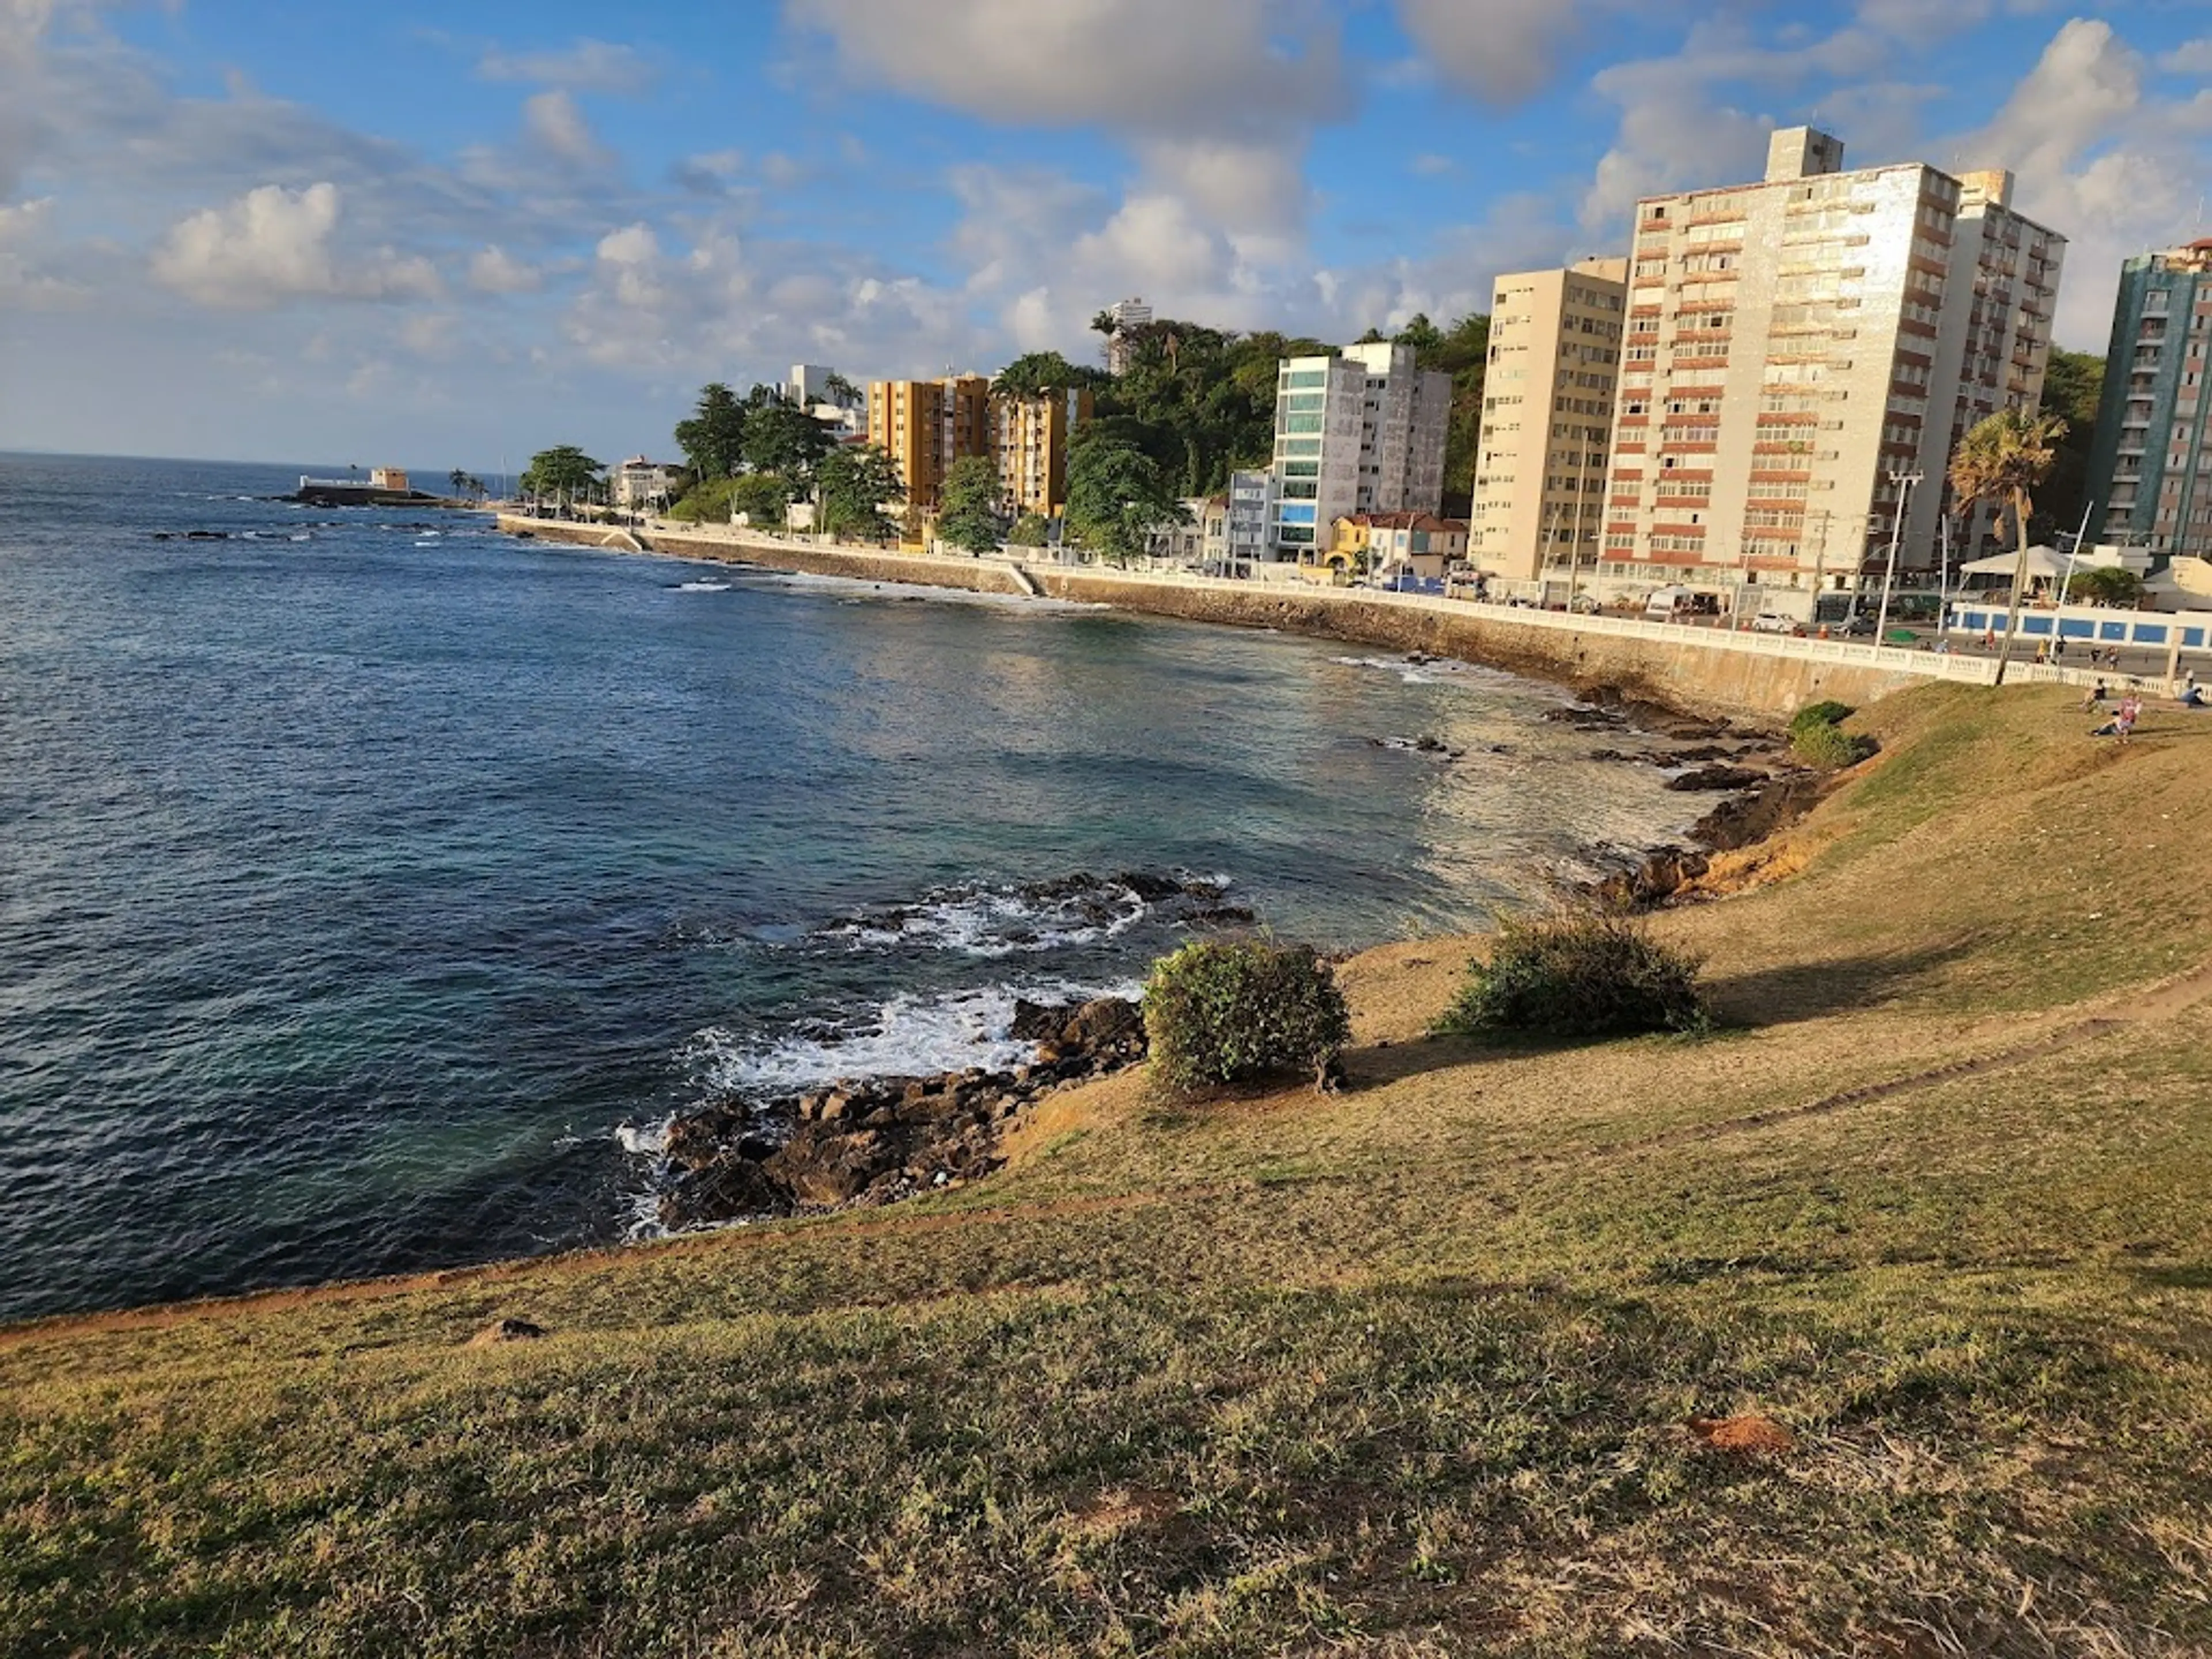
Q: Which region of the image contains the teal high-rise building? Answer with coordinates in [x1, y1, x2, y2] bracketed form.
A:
[2087, 241, 2212, 558]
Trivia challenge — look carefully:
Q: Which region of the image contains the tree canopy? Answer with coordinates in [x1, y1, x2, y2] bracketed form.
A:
[994, 352, 1102, 400]
[1059, 309, 1487, 513]
[521, 445, 603, 499]
[817, 444, 905, 543]
[743, 401, 836, 486]
[1065, 431, 1187, 565]
[936, 454, 1005, 555]
[1950, 408, 2066, 684]
[2065, 565, 2142, 607]
[2033, 347, 2106, 542]
[730, 472, 794, 527]
[673, 384, 747, 482]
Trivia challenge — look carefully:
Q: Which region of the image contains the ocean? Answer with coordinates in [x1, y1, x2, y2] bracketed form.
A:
[0, 453, 1701, 1322]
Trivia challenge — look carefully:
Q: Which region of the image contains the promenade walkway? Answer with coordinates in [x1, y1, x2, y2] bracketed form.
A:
[503, 513, 2203, 699]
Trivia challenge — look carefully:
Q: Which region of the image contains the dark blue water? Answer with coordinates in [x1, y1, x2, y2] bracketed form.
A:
[0, 453, 1698, 1321]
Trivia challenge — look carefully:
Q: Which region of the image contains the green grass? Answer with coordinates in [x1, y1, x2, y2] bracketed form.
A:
[5, 685, 2212, 1656]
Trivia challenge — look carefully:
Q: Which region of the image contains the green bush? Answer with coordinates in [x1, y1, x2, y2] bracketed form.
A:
[668, 477, 738, 523]
[1435, 912, 1709, 1041]
[1143, 941, 1351, 1093]
[1791, 719, 1876, 770]
[1788, 700, 1855, 737]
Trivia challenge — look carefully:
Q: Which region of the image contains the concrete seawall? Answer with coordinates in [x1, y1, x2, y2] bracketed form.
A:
[497, 516, 1994, 723]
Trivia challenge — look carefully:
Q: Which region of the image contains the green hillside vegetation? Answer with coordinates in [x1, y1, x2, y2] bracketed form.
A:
[991, 313, 1491, 512]
[7, 685, 2212, 1655]
[2035, 346, 2106, 541]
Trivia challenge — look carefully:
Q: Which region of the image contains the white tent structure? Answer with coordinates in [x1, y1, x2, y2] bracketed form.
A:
[1957, 544, 2069, 580]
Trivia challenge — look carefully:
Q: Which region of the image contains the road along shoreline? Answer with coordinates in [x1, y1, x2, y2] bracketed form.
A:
[498, 514, 2002, 723]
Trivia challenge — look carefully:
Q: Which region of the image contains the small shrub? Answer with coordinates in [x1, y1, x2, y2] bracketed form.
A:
[1791, 719, 1876, 770]
[1788, 700, 1855, 737]
[1143, 941, 1351, 1093]
[1435, 912, 1709, 1041]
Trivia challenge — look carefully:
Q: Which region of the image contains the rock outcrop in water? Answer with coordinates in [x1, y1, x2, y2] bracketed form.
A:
[655, 995, 1148, 1230]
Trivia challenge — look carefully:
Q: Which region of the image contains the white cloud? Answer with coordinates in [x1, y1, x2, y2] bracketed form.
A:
[2161, 39, 2212, 76]
[671, 148, 744, 195]
[0, 192, 82, 305]
[522, 89, 607, 166]
[478, 38, 654, 96]
[786, 0, 1343, 134]
[787, 0, 1342, 247]
[1853, 0, 2058, 48]
[1393, 0, 1592, 104]
[467, 244, 540, 293]
[1955, 18, 2210, 347]
[151, 181, 441, 308]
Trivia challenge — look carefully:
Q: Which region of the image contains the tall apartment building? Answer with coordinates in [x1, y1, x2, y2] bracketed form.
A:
[2086, 240, 2212, 559]
[1600, 127, 2064, 613]
[867, 374, 991, 509]
[991, 387, 1093, 519]
[1104, 297, 1152, 376]
[1469, 257, 1627, 584]
[1268, 341, 1450, 558]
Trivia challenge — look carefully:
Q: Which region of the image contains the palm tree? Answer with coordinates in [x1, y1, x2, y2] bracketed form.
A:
[1948, 408, 2065, 685]
[1090, 308, 1120, 371]
[448, 468, 467, 498]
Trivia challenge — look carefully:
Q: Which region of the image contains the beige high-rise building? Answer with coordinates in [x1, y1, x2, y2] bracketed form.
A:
[991, 387, 1093, 518]
[1469, 257, 1627, 586]
[866, 374, 992, 510]
[1600, 127, 2065, 617]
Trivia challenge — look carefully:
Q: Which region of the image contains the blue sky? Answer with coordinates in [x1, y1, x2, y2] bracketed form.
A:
[2, 1, 2208, 473]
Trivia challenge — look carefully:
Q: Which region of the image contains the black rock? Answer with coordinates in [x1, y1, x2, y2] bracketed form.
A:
[1665, 765, 1767, 793]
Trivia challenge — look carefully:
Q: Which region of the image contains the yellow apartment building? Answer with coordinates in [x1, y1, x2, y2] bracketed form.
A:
[867, 374, 992, 510]
[991, 387, 1094, 518]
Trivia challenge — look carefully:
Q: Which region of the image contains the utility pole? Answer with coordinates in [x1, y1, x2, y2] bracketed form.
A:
[1874, 469, 1922, 645]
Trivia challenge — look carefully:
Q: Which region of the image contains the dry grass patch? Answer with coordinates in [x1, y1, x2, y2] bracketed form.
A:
[7, 683, 2212, 1656]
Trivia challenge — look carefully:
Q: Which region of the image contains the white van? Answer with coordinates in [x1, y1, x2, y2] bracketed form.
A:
[1644, 585, 1695, 621]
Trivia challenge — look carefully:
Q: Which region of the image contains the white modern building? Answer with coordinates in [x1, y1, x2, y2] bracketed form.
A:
[1104, 297, 1153, 376]
[1268, 342, 1451, 559]
[611, 457, 680, 511]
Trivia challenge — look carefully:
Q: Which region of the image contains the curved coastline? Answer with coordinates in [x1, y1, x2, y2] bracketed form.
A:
[496, 512, 1987, 724]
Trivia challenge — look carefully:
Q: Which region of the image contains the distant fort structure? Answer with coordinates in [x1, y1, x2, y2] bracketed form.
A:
[293, 467, 440, 506]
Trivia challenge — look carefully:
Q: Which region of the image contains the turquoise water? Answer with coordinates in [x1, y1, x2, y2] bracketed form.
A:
[0, 454, 1699, 1321]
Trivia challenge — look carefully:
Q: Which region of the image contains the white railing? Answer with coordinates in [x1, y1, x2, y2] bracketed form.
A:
[509, 517, 2204, 692]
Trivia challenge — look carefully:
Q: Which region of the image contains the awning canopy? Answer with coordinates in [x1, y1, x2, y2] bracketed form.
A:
[1957, 544, 2068, 579]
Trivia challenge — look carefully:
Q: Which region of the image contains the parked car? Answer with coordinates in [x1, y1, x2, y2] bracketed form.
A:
[1834, 614, 1876, 637]
[1751, 612, 1800, 634]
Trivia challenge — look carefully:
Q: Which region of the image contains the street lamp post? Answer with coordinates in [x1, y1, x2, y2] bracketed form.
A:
[1874, 469, 1922, 645]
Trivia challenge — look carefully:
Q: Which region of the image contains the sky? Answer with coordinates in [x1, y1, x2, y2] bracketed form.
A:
[2, 1, 2209, 475]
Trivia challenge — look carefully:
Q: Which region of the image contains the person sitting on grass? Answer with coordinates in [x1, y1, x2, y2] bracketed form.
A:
[2080, 679, 2109, 713]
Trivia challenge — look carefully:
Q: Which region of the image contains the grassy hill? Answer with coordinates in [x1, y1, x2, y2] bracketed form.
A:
[6, 685, 2212, 1657]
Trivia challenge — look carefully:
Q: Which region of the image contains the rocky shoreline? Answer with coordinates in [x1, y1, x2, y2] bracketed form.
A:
[653, 994, 1148, 1231]
[1548, 684, 1831, 910]
[643, 668, 1819, 1237]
